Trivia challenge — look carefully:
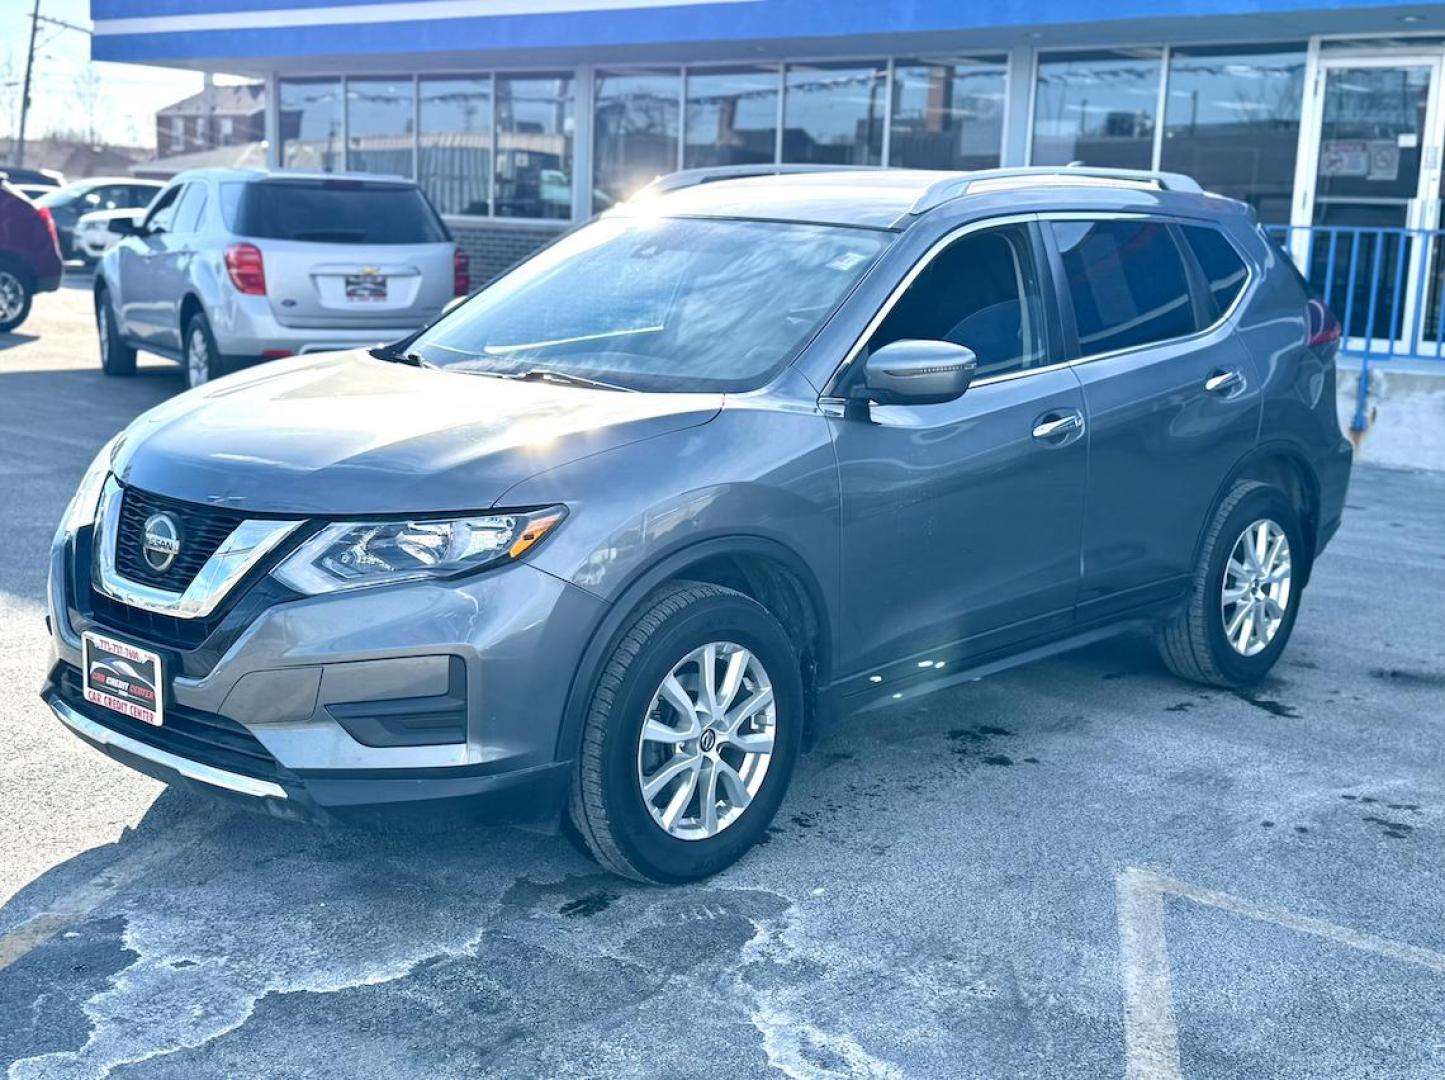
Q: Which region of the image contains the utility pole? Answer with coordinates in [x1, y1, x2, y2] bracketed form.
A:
[14, 0, 41, 167]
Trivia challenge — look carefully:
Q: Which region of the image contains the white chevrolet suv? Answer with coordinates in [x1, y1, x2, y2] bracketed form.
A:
[94, 168, 466, 387]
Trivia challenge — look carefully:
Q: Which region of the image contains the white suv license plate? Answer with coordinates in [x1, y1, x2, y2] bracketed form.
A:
[82, 630, 165, 728]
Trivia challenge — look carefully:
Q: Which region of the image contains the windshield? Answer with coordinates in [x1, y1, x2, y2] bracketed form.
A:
[408, 215, 892, 393]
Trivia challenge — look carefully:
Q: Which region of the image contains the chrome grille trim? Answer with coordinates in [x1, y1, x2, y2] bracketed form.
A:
[92, 477, 304, 620]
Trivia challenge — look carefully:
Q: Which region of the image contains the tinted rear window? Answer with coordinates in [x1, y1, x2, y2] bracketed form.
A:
[1051, 218, 1197, 355]
[222, 180, 448, 244]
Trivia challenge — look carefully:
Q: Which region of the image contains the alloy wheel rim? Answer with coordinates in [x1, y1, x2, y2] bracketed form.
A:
[0, 271, 23, 323]
[187, 327, 210, 387]
[636, 641, 776, 841]
[1221, 518, 1292, 657]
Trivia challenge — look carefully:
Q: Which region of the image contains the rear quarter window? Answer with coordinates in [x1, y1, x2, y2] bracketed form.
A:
[1181, 224, 1250, 317]
[224, 180, 449, 244]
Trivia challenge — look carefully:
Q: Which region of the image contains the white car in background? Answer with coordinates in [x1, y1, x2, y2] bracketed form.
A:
[75, 207, 147, 262]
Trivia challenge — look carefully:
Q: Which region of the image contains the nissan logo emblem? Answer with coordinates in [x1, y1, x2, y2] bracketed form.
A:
[141, 512, 182, 573]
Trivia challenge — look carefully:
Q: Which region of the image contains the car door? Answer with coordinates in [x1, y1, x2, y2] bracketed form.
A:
[827, 218, 1089, 692]
[1047, 215, 1262, 623]
[149, 181, 209, 352]
[117, 182, 183, 344]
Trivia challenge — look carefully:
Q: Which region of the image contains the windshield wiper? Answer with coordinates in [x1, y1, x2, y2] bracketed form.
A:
[499, 368, 634, 393]
[369, 346, 436, 369]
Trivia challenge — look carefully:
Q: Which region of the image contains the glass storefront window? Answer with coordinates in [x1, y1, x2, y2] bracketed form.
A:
[496, 74, 575, 219]
[1032, 49, 1162, 169]
[419, 76, 492, 216]
[890, 57, 1007, 170]
[684, 65, 779, 169]
[594, 68, 680, 212]
[1161, 45, 1305, 224]
[279, 78, 343, 172]
[783, 61, 886, 166]
[346, 77, 415, 176]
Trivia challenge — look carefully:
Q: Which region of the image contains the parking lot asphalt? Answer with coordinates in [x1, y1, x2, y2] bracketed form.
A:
[3, 278, 1445, 1079]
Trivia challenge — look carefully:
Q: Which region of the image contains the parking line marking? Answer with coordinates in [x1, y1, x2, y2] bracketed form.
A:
[1117, 867, 1445, 1080]
[0, 814, 219, 974]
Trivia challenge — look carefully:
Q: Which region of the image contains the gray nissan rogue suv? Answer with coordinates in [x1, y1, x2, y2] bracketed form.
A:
[43, 166, 1352, 883]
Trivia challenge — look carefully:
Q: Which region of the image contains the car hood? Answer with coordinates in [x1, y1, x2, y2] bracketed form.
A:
[113, 350, 723, 515]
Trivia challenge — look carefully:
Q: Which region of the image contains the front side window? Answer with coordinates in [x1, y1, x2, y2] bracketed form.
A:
[410, 215, 891, 392]
[279, 78, 343, 172]
[143, 184, 183, 233]
[1032, 50, 1162, 169]
[1051, 218, 1196, 355]
[867, 224, 1050, 380]
[594, 69, 680, 212]
[495, 74, 574, 220]
[171, 183, 208, 234]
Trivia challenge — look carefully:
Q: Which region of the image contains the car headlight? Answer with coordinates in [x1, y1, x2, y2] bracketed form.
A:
[56, 434, 120, 543]
[272, 507, 567, 595]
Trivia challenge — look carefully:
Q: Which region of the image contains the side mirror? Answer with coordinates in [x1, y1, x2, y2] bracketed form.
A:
[107, 217, 141, 237]
[854, 339, 978, 407]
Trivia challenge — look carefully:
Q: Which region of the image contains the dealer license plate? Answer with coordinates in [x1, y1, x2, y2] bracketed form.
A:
[82, 630, 164, 727]
[344, 273, 387, 302]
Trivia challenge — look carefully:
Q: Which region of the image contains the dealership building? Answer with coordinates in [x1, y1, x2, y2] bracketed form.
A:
[92, 0, 1445, 350]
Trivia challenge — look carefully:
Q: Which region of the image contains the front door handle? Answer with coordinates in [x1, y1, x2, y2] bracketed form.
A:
[1204, 369, 1245, 394]
[1032, 410, 1084, 443]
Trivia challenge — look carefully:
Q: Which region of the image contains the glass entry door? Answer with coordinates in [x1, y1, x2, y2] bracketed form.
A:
[1295, 55, 1445, 351]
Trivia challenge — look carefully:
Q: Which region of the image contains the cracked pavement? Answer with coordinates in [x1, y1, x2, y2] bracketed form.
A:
[3, 282, 1445, 1078]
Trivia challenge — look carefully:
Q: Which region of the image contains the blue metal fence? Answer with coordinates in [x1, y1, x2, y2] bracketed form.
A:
[1264, 224, 1445, 363]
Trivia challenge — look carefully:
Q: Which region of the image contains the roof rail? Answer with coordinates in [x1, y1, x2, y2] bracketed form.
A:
[910, 166, 1204, 214]
[635, 163, 878, 198]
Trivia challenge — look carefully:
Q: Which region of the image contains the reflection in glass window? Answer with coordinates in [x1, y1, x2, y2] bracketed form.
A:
[1032, 50, 1162, 169]
[496, 74, 574, 220]
[1161, 46, 1305, 224]
[419, 77, 492, 216]
[890, 58, 1007, 171]
[1052, 219, 1197, 354]
[594, 69, 680, 212]
[346, 77, 415, 176]
[279, 78, 343, 172]
[685, 66, 779, 169]
[783, 62, 886, 166]
[1181, 225, 1250, 315]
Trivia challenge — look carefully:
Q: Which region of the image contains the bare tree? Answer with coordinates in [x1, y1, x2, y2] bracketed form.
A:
[74, 65, 102, 145]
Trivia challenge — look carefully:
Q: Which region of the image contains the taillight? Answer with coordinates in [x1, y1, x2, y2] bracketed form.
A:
[36, 207, 60, 255]
[453, 249, 470, 297]
[224, 243, 266, 295]
[1306, 298, 1341, 348]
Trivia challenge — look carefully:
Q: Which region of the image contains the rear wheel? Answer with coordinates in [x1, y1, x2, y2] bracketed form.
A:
[96, 287, 136, 376]
[184, 312, 229, 388]
[1157, 480, 1305, 688]
[568, 582, 802, 883]
[0, 260, 34, 333]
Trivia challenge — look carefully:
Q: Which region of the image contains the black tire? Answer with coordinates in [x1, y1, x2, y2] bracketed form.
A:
[0, 258, 34, 333]
[95, 286, 136, 376]
[183, 311, 230, 388]
[1156, 480, 1306, 688]
[568, 581, 803, 884]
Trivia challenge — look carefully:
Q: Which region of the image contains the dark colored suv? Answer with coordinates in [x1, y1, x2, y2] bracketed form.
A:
[0, 180, 63, 332]
[43, 166, 1351, 883]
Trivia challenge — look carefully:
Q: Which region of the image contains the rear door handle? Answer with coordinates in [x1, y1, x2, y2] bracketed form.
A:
[1032, 410, 1084, 443]
[1204, 369, 1244, 394]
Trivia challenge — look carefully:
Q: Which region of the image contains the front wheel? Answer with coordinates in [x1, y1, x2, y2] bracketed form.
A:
[568, 582, 803, 883]
[96, 287, 136, 376]
[1157, 480, 1306, 688]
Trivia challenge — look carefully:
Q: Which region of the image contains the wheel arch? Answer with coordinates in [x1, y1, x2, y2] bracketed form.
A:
[178, 292, 206, 339]
[553, 534, 832, 766]
[1215, 442, 1322, 584]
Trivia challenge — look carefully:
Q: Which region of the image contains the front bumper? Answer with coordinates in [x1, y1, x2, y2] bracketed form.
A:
[46, 523, 607, 824]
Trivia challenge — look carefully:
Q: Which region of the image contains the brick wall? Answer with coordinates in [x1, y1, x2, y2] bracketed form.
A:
[450, 219, 568, 290]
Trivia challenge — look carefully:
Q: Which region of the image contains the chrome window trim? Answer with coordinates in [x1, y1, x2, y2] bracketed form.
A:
[92, 477, 303, 620]
[820, 208, 1255, 404]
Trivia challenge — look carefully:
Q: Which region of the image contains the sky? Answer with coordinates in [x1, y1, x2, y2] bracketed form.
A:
[0, 0, 210, 148]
